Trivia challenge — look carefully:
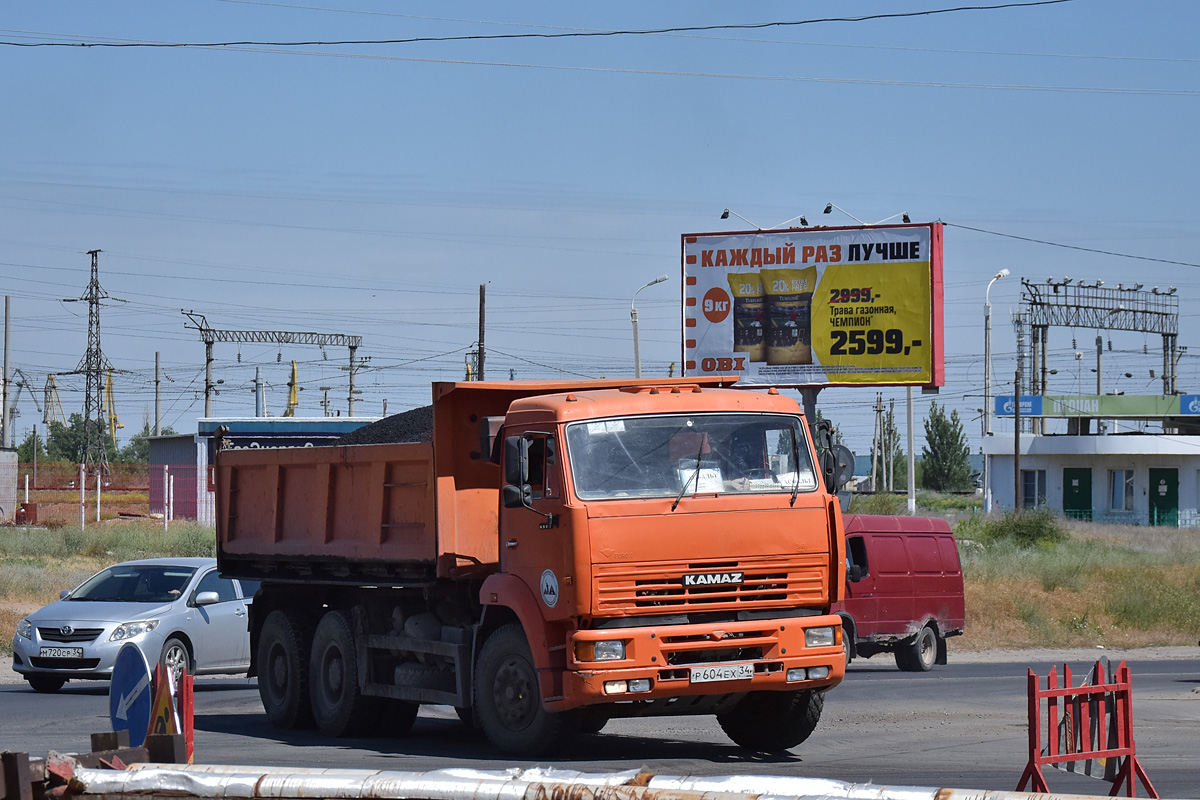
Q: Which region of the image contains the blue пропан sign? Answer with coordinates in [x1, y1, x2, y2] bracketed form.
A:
[995, 395, 1043, 417]
[109, 642, 153, 747]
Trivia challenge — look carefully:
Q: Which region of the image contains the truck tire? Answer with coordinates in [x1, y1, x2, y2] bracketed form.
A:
[257, 610, 313, 729]
[373, 699, 420, 735]
[717, 690, 824, 753]
[474, 623, 580, 755]
[309, 610, 372, 737]
[895, 625, 937, 672]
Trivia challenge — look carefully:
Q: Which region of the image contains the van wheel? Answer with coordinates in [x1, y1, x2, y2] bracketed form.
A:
[717, 690, 824, 753]
[309, 610, 372, 737]
[474, 623, 580, 755]
[257, 610, 313, 729]
[895, 625, 937, 672]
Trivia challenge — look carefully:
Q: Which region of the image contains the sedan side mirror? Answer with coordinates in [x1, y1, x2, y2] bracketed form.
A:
[194, 591, 221, 606]
[59, 589, 71, 600]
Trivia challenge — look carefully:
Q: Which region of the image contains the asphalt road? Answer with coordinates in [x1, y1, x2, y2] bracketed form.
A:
[2, 651, 1198, 798]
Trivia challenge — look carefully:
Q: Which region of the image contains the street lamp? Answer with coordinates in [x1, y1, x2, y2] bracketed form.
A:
[632, 275, 669, 378]
[984, 268, 1010, 513]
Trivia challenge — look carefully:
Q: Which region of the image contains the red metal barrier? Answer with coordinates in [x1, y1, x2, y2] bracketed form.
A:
[1017, 659, 1157, 797]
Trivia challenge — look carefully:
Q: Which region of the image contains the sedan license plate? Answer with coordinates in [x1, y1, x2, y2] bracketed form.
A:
[39, 646, 83, 659]
[690, 663, 753, 684]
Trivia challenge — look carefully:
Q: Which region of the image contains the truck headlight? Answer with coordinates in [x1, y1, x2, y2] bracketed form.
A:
[16, 618, 32, 640]
[805, 626, 835, 648]
[576, 639, 626, 662]
[109, 619, 160, 641]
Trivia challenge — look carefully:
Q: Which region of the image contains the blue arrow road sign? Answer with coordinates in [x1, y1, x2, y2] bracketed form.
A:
[109, 642, 153, 747]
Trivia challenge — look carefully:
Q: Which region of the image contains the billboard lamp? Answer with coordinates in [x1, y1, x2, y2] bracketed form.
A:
[871, 212, 912, 225]
[769, 214, 809, 229]
[822, 203, 867, 225]
[720, 208, 762, 230]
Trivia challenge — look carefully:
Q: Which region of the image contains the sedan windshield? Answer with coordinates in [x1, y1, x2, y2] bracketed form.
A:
[566, 413, 818, 501]
[69, 565, 197, 603]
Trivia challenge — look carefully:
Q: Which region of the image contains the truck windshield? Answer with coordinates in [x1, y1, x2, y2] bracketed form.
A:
[565, 413, 818, 501]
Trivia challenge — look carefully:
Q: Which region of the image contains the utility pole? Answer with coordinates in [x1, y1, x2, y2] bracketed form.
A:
[3, 295, 10, 449]
[154, 351, 162, 436]
[478, 284, 486, 382]
[1014, 368, 1022, 511]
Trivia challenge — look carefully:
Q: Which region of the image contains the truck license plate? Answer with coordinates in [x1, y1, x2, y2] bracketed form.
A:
[689, 663, 753, 684]
[39, 646, 83, 659]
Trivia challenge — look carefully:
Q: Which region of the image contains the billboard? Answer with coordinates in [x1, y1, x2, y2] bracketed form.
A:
[681, 223, 943, 388]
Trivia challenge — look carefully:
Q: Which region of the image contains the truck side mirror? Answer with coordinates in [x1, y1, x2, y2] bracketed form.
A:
[502, 483, 532, 509]
[504, 436, 530, 486]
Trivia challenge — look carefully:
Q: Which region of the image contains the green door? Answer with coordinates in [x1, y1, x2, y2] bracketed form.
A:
[1149, 468, 1178, 527]
[1062, 468, 1092, 521]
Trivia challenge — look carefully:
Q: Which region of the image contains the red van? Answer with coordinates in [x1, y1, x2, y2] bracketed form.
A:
[835, 514, 965, 672]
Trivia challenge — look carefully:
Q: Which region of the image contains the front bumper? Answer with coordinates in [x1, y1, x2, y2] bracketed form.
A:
[11, 627, 168, 681]
[557, 614, 844, 710]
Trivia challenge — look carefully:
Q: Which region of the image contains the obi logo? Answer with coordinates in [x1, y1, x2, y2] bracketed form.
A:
[702, 288, 732, 323]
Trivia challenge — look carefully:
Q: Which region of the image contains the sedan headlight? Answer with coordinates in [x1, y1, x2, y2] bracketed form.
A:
[16, 618, 32, 640]
[805, 626, 835, 648]
[109, 619, 160, 641]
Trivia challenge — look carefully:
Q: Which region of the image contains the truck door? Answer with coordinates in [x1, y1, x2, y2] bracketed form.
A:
[500, 430, 576, 620]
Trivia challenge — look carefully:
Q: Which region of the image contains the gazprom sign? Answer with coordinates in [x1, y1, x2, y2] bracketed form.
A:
[995, 395, 1042, 417]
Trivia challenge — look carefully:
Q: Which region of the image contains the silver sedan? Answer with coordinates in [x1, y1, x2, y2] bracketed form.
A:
[11, 557, 257, 693]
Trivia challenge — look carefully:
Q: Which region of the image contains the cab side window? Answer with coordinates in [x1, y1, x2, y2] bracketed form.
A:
[527, 436, 558, 500]
[195, 570, 238, 603]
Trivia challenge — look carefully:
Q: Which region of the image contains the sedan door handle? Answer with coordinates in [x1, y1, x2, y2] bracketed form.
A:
[505, 539, 519, 548]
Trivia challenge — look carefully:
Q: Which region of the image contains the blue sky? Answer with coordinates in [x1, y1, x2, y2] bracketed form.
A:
[3, 0, 1198, 458]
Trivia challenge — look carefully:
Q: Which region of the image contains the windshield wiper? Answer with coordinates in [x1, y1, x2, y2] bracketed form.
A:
[672, 437, 707, 512]
[790, 426, 801, 507]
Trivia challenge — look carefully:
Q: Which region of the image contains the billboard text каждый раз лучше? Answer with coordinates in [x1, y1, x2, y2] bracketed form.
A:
[681, 223, 944, 389]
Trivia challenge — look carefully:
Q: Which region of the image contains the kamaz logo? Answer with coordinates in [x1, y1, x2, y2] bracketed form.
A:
[683, 572, 744, 587]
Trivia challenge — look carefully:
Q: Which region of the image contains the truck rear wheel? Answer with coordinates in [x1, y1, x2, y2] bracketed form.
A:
[895, 625, 937, 672]
[309, 610, 372, 737]
[474, 623, 579, 755]
[257, 610, 313, 729]
[717, 689, 824, 753]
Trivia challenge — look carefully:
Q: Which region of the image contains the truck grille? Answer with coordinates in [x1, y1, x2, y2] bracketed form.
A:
[594, 555, 826, 614]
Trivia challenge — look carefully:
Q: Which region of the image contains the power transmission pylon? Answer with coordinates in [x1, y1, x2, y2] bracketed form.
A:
[63, 250, 124, 470]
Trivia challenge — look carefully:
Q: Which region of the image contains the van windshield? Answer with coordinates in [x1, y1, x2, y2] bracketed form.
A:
[565, 413, 818, 501]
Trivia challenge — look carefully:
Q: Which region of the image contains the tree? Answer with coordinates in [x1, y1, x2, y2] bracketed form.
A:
[18, 429, 47, 463]
[45, 413, 118, 464]
[920, 402, 972, 492]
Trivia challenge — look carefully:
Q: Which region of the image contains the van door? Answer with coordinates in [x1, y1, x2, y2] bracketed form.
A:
[871, 534, 915, 636]
[843, 535, 878, 636]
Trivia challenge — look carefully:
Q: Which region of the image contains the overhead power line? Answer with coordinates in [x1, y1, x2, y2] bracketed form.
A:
[0, 1, 1074, 48]
[946, 223, 1200, 268]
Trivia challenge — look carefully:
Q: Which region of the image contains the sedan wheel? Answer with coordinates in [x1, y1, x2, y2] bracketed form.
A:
[160, 636, 191, 684]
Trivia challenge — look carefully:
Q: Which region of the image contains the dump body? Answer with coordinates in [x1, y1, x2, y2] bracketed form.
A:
[836, 513, 965, 671]
[216, 378, 847, 755]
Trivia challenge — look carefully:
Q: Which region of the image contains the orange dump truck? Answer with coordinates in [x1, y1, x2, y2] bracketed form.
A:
[215, 378, 846, 755]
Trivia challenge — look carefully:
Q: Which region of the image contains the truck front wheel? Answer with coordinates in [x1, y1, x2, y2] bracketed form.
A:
[309, 610, 372, 737]
[717, 689, 824, 753]
[474, 623, 579, 755]
[257, 610, 313, 729]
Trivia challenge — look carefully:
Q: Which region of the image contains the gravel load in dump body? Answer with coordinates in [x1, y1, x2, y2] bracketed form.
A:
[336, 405, 434, 445]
